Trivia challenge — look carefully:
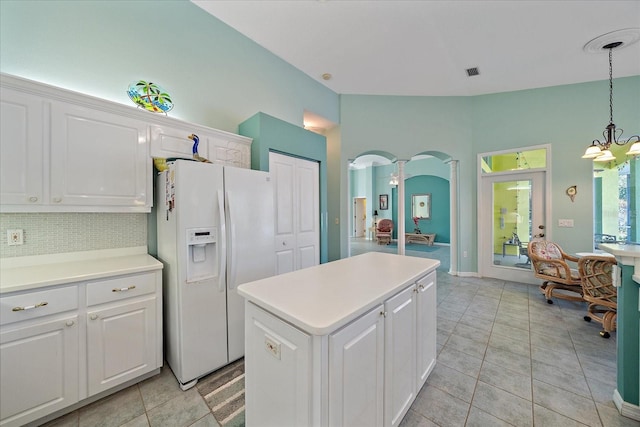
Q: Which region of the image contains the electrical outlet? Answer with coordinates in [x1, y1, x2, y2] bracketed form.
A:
[7, 229, 24, 246]
[463, 250, 468, 258]
[558, 219, 574, 227]
[264, 336, 281, 360]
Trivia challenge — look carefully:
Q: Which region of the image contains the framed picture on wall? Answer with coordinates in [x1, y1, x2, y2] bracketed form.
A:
[379, 194, 388, 210]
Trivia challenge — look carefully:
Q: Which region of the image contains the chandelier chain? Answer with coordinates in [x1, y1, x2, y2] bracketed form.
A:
[609, 48, 614, 124]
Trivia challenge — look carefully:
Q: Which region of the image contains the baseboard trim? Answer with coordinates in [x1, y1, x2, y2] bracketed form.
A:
[613, 389, 640, 421]
[451, 271, 480, 278]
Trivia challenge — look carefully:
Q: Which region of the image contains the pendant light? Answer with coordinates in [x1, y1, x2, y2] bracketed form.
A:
[582, 37, 640, 161]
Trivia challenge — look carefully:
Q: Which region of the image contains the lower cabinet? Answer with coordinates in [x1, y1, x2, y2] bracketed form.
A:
[384, 285, 417, 427]
[0, 270, 162, 427]
[0, 315, 79, 426]
[329, 304, 385, 427]
[244, 270, 437, 427]
[87, 296, 157, 396]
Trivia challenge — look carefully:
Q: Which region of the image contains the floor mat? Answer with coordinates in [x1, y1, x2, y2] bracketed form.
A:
[197, 359, 245, 426]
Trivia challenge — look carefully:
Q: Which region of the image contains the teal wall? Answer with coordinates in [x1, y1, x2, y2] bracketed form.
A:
[2, 0, 640, 272]
[405, 176, 450, 243]
[342, 77, 640, 272]
[239, 113, 328, 264]
[472, 77, 640, 258]
[0, 0, 339, 133]
[340, 95, 474, 271]
[350, 158, 451, 243]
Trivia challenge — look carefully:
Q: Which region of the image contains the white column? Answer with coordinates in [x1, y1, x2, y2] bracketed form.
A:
[448, 160, 458, 275]
[397, 161, 406, 255]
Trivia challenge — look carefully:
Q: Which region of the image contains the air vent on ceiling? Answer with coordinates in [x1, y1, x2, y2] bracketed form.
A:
[466, 67, 480, 77]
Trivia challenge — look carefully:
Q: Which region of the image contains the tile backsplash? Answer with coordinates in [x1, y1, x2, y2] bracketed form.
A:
[0, 213, 147, 258]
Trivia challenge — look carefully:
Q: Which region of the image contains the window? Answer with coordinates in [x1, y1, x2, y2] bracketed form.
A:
[594, 158, 639, 245]
[481, 148, 547, 174]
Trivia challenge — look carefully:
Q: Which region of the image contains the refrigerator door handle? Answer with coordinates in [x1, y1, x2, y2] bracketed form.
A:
[217, 189, 227, 293]
[226, 190, 238, 289]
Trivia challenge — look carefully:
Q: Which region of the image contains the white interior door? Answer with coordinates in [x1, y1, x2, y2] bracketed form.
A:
[270, 152, 320, 274]
[480, 171, 545, 283]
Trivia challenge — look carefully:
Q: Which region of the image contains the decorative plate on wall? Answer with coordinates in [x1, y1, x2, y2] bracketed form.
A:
[127, 80, 173, 113]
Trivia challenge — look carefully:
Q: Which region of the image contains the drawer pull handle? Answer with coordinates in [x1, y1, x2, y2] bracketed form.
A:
[66, 320, 75, 327]
[12, 302, 48, 311]
[112, 285, 136, 292]
[380, 311, 387, 318]
[90, 314, 98, 320]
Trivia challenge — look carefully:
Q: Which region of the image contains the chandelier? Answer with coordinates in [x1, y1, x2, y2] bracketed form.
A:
[582, 40, 640, 162]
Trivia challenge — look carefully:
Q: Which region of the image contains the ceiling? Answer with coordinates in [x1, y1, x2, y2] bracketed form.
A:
[192, 1, 640, 99]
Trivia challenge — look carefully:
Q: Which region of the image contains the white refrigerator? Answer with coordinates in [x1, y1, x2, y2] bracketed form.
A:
[156, 159, 275, 390]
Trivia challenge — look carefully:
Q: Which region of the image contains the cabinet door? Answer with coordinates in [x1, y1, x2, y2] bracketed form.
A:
[0, 315, 79, 427]
[329, 305, 385, 427]
[416, 272, 437, 390]
[86, 296, 157, 395]
[384, 285, 417, 427]
[245, 303, 312, 427]
[149, 124, 199, 160]
[0, 88, 44, 207]
[50, 102, 150, 209]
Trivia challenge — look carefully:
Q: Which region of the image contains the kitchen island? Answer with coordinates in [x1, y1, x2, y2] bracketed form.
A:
[599, 243, 640, 421]
[237, 252, 440, 427]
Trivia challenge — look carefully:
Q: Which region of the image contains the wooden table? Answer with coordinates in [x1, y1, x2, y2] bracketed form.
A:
[406, 233, 436, 246]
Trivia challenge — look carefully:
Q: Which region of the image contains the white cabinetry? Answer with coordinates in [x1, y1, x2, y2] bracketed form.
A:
[50, 102, 149, 209]
[0, 264, 162, 427]
[0, 88, 44, 206]
[0, 285, 79, 427]
[245, 303, 312, 427]
[329, 304, 385, 427]
[416, 271, 437, 389]
[0, 74, 151, 213]
[241, 253, 438, 427]
[150, 124, 251, 169]
[1, 73, 253, 212]
[86, 272, 159, 396]
[384, 285, 417, 427]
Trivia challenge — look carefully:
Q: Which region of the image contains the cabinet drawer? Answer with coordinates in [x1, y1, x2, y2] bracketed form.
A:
[86, 272, 156, 306]
[1, 286, 78, 326]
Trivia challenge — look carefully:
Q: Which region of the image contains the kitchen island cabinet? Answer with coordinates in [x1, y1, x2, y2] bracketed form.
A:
[0, 247, 162, 427]
[238, 252, 439, 427]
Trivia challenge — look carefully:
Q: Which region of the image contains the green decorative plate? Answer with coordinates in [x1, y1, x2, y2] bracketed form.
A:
[127, 80, 173, 113]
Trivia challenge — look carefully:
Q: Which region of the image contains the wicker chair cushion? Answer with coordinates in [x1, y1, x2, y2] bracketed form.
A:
[531, 243, 562, 260]
[538, 265, 580, 280]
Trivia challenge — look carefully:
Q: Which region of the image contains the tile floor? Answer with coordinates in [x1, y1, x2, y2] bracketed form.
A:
[40, 271, 638, 427]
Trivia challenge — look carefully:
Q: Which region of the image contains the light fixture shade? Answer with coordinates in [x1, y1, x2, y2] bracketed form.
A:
[594, 149, 615, 162]
[582, 144, 603, 159]
[626, 141, 640, 156]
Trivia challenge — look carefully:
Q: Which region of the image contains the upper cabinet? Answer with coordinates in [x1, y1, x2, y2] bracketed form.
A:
[50, 101, 149, 209]
[0, 88, 45, 206]
[149, 124, 251, 169]
[1, 73, 252, 213]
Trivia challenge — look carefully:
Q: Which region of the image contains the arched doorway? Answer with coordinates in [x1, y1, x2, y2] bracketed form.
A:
[348, 151, 457, 274]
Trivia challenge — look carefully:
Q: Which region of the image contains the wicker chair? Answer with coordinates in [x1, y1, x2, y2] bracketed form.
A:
[528, 240, 583, 304]
[578, 255, 618, 338]
[376, 219, 393, 245]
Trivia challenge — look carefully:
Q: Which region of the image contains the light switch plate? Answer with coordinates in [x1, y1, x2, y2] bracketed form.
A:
[558, 219, 574, 227]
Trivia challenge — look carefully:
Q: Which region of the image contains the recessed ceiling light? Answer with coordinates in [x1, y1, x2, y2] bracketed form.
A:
[322, 73, 332, 80]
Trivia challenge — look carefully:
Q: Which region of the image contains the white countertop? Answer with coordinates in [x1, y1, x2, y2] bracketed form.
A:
[0, 247, 162, 294]
[598, 243, 640, 259]
[598, 243, 640, 284]
[237, 252, 439, 335]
